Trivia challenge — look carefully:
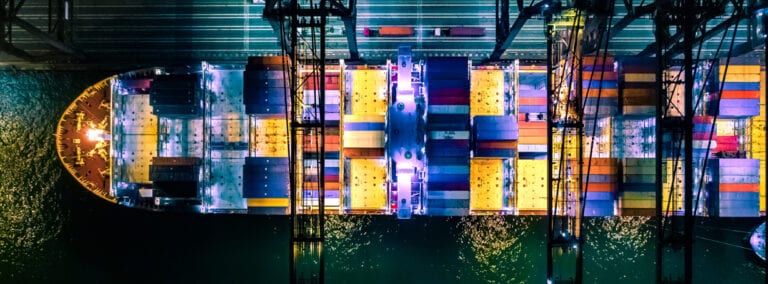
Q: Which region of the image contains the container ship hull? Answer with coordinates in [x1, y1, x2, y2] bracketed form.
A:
[55, 55, 767, 217]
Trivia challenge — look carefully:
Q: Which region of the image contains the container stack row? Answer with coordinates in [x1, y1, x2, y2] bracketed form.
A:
[582, 55, 618, 118]
[707, 159, 761, 217]
[621, 57, 657, 116]
[302, 68, 342, 209]
[692, 116, 716, 159]
[343, 67, 388, 212]
[710, 58, 761, 118]
[469, 68, 515, 212]
[753, 69, 766, 211]
[552, 130, 580, 216]
[582, 158, 617, 216]
[704, 59, 763, 216]
[516, 67, 548, 213]
[425, 57, 471, 216]
[242, 56, 291, 214]
[620, 158, 656, 215]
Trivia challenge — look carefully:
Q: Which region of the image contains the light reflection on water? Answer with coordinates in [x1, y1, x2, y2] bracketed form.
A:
[0, 71, 83, 281]
[456, 216, 543, 283]
[583, 216, 654, 282]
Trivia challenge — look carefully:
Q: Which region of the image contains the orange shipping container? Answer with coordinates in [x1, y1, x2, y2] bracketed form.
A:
[584, 158, 618, 166]
[582, 55, 615, 67]
[475, 140, 518, 149]
[582, 71, 618, 81]
[379, 26, 414, 36]
[518, 121, 547, 129]
[582, 182, 616, 192]
[303, 182, 340, 190]
[248, 56, 290, 66]
[343, 148, 385, 158]
[519, 128, 548, 137]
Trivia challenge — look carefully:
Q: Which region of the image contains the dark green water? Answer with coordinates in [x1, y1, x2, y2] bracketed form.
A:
[0, 71, 765, 283]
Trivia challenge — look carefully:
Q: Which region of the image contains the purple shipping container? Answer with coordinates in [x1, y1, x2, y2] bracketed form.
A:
[448, 27, 485, 36]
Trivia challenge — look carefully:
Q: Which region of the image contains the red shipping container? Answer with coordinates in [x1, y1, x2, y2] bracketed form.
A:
[693, 116, 713, 123]
[719, 183, 759, 192]
[720, 90, 760, 99]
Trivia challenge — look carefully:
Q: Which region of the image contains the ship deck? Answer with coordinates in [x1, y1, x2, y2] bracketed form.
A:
[56, 77, 116, 203]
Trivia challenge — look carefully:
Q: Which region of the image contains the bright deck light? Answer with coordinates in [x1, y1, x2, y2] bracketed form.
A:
[86, 128, 105, 141]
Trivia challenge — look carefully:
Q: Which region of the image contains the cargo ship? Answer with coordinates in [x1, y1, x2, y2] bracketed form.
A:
[56, 51, 767, 217]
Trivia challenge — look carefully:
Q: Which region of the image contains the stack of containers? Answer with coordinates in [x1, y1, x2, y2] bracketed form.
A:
[621, 57, 657, 116]
[580, 55, 618, 216]
[753, 68, 766, 211]
[584, 117, 612, 158]
[692, 116, 716, 159]
[707, 158, 761, 217]
[473, 116, 518, 158]
[709, 58, 761, 118]
[302, 68, 342, 208]
[242, 157, 289, 214]
[708, 58, 765, 216]
[582, 55, 618, 118]
[616, 55, 656, 215]
[469, 68, 514, 213]
[425, 57, 471, 216]
[615, 117, 655, 158]
[662, 159, 684, 214]
[243, 56, 290, 117]
[581, 158, 617, 216]
[242, 56, 290, 214]
[516, 159, 548, 214]
[516, 67, 548, 213]
[343, 66, 388, 212]
[552, 130, 580, 216]
[517, 68, 548, 160]
[714, 119, 740, 155]
[621, 158, 656, 215]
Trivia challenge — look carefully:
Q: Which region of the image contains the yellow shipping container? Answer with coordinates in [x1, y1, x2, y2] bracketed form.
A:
[350, 69, 388, 115]
[349, 159, 387, 210]
[720, 65, 761, 77]
[624, 73, 655, 83]
[470, 159, 504, 211]
[470, 69, 505, 116]
[247, 198, 290, 207]
[516, 159, 548, 211]
[343, 114, 386, 123]
[716, 119, 737, 136]
[251, 118, 289, 157]
[342, 131, 385, 148]
[719, 72, 761, 83]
